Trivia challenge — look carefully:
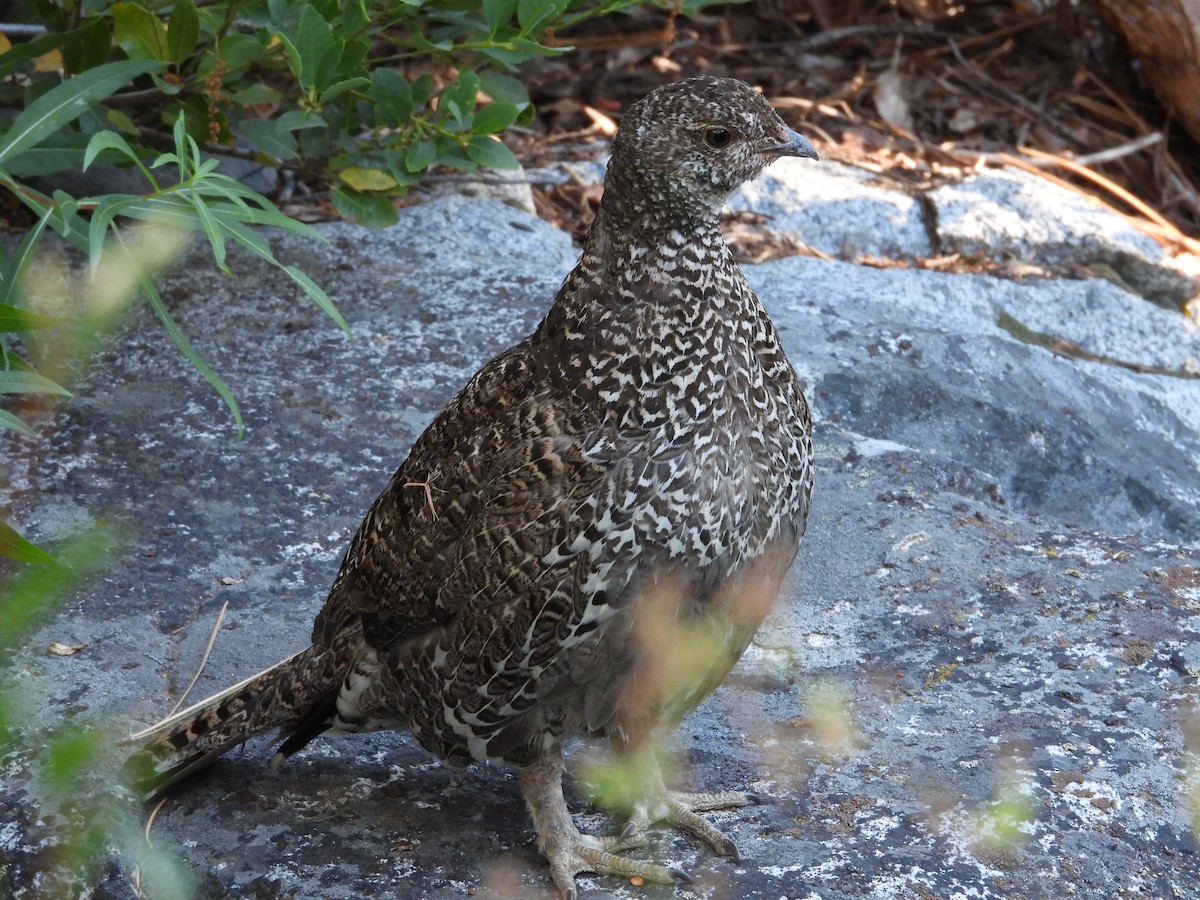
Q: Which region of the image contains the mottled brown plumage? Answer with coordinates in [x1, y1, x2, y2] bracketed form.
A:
[129, 75, 817, 897]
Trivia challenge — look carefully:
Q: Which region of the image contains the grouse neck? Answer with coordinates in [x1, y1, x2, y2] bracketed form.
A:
[592, 153, 730, 242]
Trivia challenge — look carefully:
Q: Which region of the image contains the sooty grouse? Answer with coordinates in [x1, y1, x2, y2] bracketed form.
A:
[130, 75, 818, 897]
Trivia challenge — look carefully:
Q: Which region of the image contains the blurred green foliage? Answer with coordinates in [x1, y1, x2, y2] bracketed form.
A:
[0, 62, 345, 558]
[0, 0, 736, 559]
[0, 525, 195, 899]
[1, 0, 728, 225]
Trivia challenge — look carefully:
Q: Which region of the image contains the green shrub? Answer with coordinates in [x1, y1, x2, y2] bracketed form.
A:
[2, 0, 722, 225]
[0, 0, 734, 560]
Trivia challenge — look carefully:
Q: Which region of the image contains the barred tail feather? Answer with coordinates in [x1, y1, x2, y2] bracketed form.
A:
[126, 643, 343, 801]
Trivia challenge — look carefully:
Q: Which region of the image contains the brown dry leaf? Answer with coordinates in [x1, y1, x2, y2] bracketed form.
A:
[581, 105, 618, 136]
[47, 641, 85, 656]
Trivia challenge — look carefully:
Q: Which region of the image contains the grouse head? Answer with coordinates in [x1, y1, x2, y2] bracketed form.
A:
[606, 75, 818, 222]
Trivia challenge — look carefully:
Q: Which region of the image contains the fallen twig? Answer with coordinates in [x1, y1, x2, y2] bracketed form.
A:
[167, 600, 229, 717]
[1073, 132, 1163, 168]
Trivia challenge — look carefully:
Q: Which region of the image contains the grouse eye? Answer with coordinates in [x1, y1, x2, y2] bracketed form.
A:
[704, 127, 732, 149]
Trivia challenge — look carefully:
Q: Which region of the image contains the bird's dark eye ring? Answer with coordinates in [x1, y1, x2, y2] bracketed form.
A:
[704, 127, 732, 149]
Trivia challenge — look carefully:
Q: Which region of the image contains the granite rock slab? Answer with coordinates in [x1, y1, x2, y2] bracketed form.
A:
[2, 194, 1200, 900]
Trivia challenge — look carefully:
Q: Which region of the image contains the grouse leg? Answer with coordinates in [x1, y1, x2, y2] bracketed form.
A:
[519, 752, 690, 899]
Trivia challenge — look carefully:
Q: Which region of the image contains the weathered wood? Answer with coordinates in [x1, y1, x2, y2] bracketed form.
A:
[1094, 0, 1200, 144]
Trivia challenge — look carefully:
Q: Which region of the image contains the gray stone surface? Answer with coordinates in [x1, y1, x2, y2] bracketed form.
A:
[3, 192, 1200, 900]
[543, 156, 1200, 310]
[928, 168, 1196, 308]
[729, 158, 933, 262]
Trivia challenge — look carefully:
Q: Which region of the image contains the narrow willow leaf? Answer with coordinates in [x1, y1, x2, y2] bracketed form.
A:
[1, 134, 93, 178]
[283, 265, 351, 335]
[0, 60, 163, 166]
[0, 370, 72, 396]
[140, 269, 243, 437]
[0, 31, 68, 80]
[0, 409, 36, 438]
[0, 519, 57, 565]
[0, 208, 52, 307]
[0, 304, 69, 332]
[87, 195, 138, 275]
[83, 130, 142, 170]
[187, 192, 228, 274]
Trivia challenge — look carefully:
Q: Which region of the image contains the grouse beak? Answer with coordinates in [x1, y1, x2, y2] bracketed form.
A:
[761, 129, 819, 161]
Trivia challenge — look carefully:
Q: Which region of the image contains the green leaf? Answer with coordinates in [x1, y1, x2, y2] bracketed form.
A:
[516, 0, 545, 29]
[441, 70, 480, 121]
[282, 265, 350, 334]
[330, 185, 399, 227]
[442, 99, 464, 127]
[0, 519, 56, 565]
[167, 0, 201, 65]
[465, 135, 519, 169]
[0, 31, 68, 81]
[83, 130, 142, 170]
[476, 46, 536, 67]
[141, 270, 243, 437]
[267, 0, 291, 27]
[483, 0, 518, 31]
[295, 5, 336, 90]
[237, 118, 299, 161]
[0, 370, 72, 396]
[478, 70, 530, 105]
[0, 523, 118, 648]
[404, 138, 436, 173]
[472, 102, 519, 135]
[409, 32, 453, 55]
[0, 60, 163, 167]
[228, 83, 284, 106]
[0, 304, 69, 332]
[318, 76, 370, 105]
[339, 0, 369, 33]
[337, 167, 397, 192]
[0, 409, 36, 438]
[210, 33, 265, 75]
[61, 17, 114, 76]
[370, 68, 412, 128]
[0, 209, 53, 308]
[112, 2, 170, 61]
[517, 0, 568, 32]
[411, 73, 435, 110]
[0, 133, 93, 178]
[332, 37, 369, 84]
[510, 35, 569, 56]
[86, 194, 138, 274]
[106, 107, 140, 135]
[275, 110, 328, 131]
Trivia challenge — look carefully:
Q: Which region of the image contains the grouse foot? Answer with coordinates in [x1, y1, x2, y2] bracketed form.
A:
[614, 752, 754, 863]
[618, 787, 754, 863]
[520, 752, 753, 898]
